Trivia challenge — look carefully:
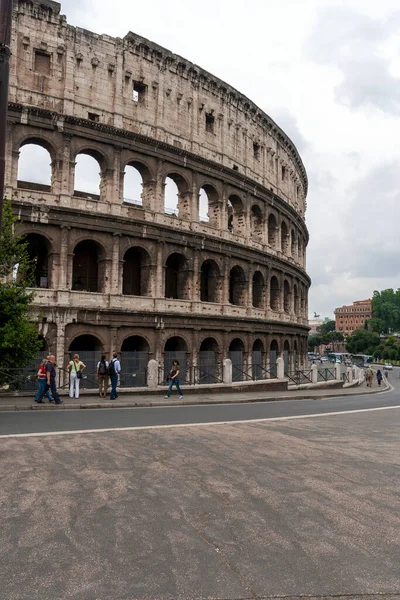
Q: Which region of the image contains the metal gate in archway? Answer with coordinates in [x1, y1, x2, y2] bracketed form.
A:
[119, 352, 149, 387]
[18, 351, 48, 391]
[229, 351, 244, 382]
[163, 351, 188, 384]
[198, 351, 219, 384]
[270, 350, 277, 378]
[284, 350, 289, 374]
[67, 351, 99, 389]
[252, 351, 263, 380]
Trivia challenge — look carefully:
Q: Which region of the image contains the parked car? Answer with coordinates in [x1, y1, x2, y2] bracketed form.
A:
[384, 363, 393, 370]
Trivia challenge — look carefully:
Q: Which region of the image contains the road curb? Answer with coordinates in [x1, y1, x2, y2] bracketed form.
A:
[0, 384, 389, 411]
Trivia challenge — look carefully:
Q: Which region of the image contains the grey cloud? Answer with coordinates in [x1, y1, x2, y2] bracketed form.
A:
[268, 108, 310, 154]
[305, 7, 400, 115]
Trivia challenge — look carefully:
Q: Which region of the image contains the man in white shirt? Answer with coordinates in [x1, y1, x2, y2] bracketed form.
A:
[109, 352, 121, 400]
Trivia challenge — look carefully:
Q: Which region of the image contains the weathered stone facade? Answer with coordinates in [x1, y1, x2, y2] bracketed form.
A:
[5, 0, 311, 383]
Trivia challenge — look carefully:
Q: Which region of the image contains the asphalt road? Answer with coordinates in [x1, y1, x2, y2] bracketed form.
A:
[0, 382, 398, 436]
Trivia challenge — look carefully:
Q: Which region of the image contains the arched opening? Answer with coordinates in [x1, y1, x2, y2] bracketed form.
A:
[284, 340, 290, 374]
[291, 229, 297, 258]
[270, 339, 279, 378]
[72, 240, 103, 293]
[23, 233, 51, 288]
[17, 143, 52, 192]
[68, 334, 104, 389]
[284, 280, 291, 313]
[200, 260, 221, 303]
[294, 284, 299, 315]
[199, 337, 220, 384]
[165, 253, 190, 300]
[164, 176, 180, 216]
[120, 335, 150, 387]
[123, 164, 143, 206]
[270, 276, 280, 312]
[252, 271, 265, 309]
[229, 266, 246, 306]
[229, 338, 245, 381]
[293, 340, 298, 371]
[122, 247, 151, 296]
[164, 336, 188, 384]
[252, 339, 265, 380]
[281, 221, 289, 254]
[250, 205, 263, 242]
[74, 153, 103, 199]
[200, 184, 219, 227]
[227, 195, 245, 236]
[268, 214, 278, 248]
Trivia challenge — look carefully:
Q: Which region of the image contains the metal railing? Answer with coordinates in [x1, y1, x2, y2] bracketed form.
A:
[317, 368, 337, 382]
[285, 370, 313, 385]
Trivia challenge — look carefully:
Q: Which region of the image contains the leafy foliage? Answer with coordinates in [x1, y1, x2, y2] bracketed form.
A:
[316, 320, 336, 335]
[0, 198, 42, 386]
[371, 289, 400, 333]
[345, 328, 380, 355]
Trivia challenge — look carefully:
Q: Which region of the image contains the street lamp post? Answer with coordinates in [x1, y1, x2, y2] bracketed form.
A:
[0, 0, 13, 234]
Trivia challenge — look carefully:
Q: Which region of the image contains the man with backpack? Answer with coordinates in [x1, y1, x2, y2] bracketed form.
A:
[108, 352, 121, 400]
[96, 354, 109, 398]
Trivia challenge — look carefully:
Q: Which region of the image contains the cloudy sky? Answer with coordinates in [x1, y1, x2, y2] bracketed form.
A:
[20, 0, 400, 318]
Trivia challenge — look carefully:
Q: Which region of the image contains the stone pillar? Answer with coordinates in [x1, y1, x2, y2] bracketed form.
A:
[10, 150, 19, 190]
[110, 327, 118, 357]
[335, 363, 341, 381]
[346, 366, 353, 384]
[311, 364, 318, 384]
[56, 321, 66, 388]
[111, 234, 121, 295]
[223, 359, 232, 384]
[57, 226, 69, 290]
[156, 242, 164, 298]
[147, 359, 158, 389]
[111, 147, 122, 204]
[222, 258, 230, 306]
[60, 135, 73, 197]
[192, 250, 199, 301]
[277, 356, 285, 379]
[101, 258, 113, 295]
[192, 329, 199, 384]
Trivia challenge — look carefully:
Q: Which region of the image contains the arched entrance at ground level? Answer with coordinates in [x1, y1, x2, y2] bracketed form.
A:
[252, 339, 265, 380]
[20, 234, 52, 288]
[198, 338, 220, 384]
[68, 335, 104, 389]
[200, 260, 221, 303]
[164, 337, 188, 384]
[270, 340, 279, 378]
[120, 336, 150, 387]
[72, 240, 103, 293]
[228, 338, 245, 382]
[283, 340, 290, 374]
[165, 253, 190, 300]
[122, 247, 151, 296]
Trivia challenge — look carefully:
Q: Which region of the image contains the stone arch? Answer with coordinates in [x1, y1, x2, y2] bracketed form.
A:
[164, 336, 188, 384]
[200, 259, 221, 303]
[229, 337, 246, 382]
[120, 335, 150, 387]
[67, 333, 104, 388]
[123, 246, 152, 296]
[229, 265, 247, 306]
[252, 338, 265, 380]
[74, 148, 108, 199]
[227, 194, 245, 236]
[163, 172, 190, 218]
[68, 333, 104, 353]
[17, 141, 53, 192]
[198, 337, 220, 384]
[268, 213, 278, 248]
[269, 339, 279, 377]
[22, 233, 53, 288]
[250, 204, 263, 242]
[72, 239, 106, 293]
[283, 279, 291, 313]
[281, 220, 289, 255]
[165, 252, 191, 300]
[252, 270, 265, 309]
[199, 184, 219, 227]
[270, 275, 280, 312]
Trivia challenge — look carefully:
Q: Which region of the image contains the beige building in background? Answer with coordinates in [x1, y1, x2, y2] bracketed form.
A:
[5, 0, 311, 385]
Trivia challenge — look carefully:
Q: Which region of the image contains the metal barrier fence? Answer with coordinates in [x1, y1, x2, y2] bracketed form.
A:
[285, 370, 313, 385]
[317, 368, 337, 382]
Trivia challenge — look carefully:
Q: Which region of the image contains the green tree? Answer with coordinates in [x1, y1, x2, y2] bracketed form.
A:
[367, 317, 385, 334]
[316, 320, 336, 335]
[0, 198, 42, 386]
[345, 328, 380, 355]
[372, 289, 400, 332]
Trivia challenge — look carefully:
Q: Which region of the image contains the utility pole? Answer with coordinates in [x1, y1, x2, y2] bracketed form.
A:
[0, 0, 13, 234]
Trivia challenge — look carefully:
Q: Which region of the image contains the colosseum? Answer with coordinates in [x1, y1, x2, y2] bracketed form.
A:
[5, 0, 310, 388]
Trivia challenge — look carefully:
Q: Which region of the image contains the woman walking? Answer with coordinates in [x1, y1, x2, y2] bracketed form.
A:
[164, 360, 183, 399]
[34, 357, 54, 403]
[376, 369, 383, 386]
[66, 353, 86, 399]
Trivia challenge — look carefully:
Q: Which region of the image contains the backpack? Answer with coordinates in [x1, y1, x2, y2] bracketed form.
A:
[108, 359, 116, 376]
[98, 361, 108, 376]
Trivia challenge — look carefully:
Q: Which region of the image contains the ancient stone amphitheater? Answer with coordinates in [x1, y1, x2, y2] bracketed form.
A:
[5, 0, 310, 387]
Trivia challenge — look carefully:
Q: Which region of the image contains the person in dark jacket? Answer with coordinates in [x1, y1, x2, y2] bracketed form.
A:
[376, 369, 383, 386]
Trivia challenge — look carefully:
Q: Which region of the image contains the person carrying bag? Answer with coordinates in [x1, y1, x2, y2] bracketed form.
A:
[66, 353, 86, 399]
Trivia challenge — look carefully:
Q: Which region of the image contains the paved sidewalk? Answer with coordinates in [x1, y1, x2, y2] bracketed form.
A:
[0, 378, 388, 410]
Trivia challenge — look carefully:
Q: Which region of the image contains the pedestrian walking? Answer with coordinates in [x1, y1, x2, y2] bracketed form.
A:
[36, 355, 63, 404]
[109, 352, 121, 400]
[164, 360, 183, 399]
[365, 366, 374, 387]
[96, 354, 109, 398]
[376, 369, 383, 386]
[66, 353, 86, 399]
[34, 358, 54, 403]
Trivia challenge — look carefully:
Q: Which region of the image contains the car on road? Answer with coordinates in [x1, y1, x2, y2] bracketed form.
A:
[384, 363, 393, 370]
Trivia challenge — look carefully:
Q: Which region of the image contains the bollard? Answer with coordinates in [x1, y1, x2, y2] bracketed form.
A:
[335, 363, 341, 381]
[346, 366, 353, 384]
[311, 363, 318, 384]
[147, 359, 158, 389]
[277, 357, 285, 379]
[223, 359, 232, 384]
